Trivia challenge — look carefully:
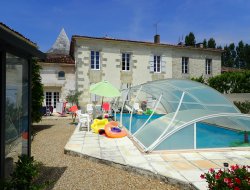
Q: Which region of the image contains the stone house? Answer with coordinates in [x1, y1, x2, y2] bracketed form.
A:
[70, 34, 223, 107]
[39, 29, 75, 111]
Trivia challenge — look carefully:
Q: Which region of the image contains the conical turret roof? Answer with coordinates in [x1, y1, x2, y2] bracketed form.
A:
[47, 28, 70, 54]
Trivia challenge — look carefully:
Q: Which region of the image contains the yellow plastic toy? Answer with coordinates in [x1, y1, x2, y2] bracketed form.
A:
[91, 118, 109, 134]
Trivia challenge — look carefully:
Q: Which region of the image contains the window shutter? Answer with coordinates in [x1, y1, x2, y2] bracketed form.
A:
[161, 61, 166, 73]
[161, 56, 167, 73]
[149, 55, 154, 72]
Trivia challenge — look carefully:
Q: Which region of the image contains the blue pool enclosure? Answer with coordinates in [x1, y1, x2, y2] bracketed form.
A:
[114, 79, 250, 152]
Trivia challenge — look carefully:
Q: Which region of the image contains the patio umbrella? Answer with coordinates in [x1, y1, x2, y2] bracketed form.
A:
[90, 81, 121, 116]
[90, 80, 121, 98]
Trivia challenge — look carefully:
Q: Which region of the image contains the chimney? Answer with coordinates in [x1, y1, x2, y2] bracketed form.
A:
[154, 34, 160, 44]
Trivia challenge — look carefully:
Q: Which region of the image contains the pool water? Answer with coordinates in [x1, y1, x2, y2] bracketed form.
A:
[196, 122, 243, 148]
[117, 113, 245, 149]
[117, 113, 164, 133]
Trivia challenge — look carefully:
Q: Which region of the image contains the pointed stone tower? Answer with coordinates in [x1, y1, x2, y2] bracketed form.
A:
[47, 28, 70, 55]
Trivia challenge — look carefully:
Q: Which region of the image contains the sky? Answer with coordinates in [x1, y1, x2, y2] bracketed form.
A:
[1, 0, 250, 52]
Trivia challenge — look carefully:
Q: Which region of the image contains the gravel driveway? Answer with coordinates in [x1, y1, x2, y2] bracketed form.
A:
[32, 118, 180, 190]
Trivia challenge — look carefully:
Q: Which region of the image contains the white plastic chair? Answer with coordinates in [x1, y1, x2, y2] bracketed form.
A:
[79, 113, 90, 131]
[86, 104, 93, 114]
[133, 103, 140, 111]
[75, 110, 82, 123]
[75, 110, 82, 117]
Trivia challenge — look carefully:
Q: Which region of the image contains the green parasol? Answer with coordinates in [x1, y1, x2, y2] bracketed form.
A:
[89, 80, 121, 98]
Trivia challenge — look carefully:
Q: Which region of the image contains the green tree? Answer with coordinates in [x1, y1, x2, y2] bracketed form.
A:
[207, 38, 216, 48]
[185, 32, 196, 46]
[244, 43, 250, 69]
[202, 39, 207, 48]
[217, 45, 222, 49]
[66, 90, 82, 106]
[235, 41, 245, 68]
[31, 59, 44, 123]
[222, 43, 236, 67]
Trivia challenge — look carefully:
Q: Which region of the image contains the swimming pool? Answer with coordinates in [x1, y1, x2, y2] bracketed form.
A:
[117, 113, 245, 150]
[117, 113, 164, 133]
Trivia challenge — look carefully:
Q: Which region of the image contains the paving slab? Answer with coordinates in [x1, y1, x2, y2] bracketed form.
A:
[199, 152, 227, 160]
[179, 170, 204, 182]
[191, 160, 220, 170]
[144, 154, 165, 162]
[193, 182, 208, 190]
[210, 159, 236, 168]
[161, 153, 186, 161]
[64, 124, 250, 190]
[180, 153, 205, 161]
[168, 160, 198, 171]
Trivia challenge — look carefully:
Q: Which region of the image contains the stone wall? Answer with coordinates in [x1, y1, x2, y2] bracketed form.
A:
[39, 62, 75, 102]
[74, 38, 222, 106]
[224, 93, 250, 102]
[172, 49, 221, 79]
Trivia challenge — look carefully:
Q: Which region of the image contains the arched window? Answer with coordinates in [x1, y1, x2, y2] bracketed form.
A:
[58, 71, 65, 79]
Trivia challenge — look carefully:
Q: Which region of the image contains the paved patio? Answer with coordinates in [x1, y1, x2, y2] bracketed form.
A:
[64, 124, 250, 190]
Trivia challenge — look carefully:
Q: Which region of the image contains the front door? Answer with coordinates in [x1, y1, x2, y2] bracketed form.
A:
[45, 92, 59, 110]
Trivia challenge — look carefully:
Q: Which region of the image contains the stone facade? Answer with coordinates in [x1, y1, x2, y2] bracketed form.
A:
[39, 62, 75, 108]
[172, 49, 221, 79]
[71, 36, 222, 107]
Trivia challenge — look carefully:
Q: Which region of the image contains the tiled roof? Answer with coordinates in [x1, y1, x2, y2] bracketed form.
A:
[71, 35, 224, 53]
[44, 53, 74, 64]
[0, 22, 37, 47]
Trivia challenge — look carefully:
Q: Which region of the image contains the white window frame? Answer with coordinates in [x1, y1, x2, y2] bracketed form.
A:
[53, 92, 60, 108]
[205, 59, 212, 75]
[182, 57, 189, 74]
[121, 53, 130, 71]
[45, 92, 60, 109]
[90, 51, 100, 70]
[154, 55, 161, 73]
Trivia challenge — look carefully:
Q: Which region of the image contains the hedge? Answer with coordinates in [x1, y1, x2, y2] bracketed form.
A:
[207, 71, 250, 94]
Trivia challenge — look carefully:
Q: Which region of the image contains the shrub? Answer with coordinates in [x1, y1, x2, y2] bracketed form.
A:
[200, 165, 250, 189]
[0, 155, 51, 190]
[66, 90, 82, 107]
[190, 75, 206, 84]
[32, 58, 44, 123]
[208, 71, 250, 94]
[234, 101, 250, 114]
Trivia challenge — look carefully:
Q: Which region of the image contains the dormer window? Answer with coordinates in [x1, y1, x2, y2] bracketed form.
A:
[58, 71, 65, 79]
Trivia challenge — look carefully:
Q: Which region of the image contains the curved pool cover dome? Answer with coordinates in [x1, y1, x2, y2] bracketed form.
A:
[119, 79, 250, 152]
